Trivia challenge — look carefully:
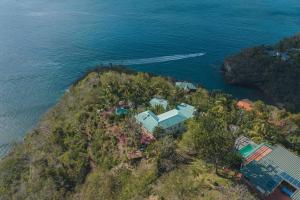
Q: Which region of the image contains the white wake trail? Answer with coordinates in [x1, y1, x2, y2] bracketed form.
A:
[100, 52, 206, 66]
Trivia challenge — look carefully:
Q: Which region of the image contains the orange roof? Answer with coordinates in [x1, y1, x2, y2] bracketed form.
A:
[237, 100, 253, 111]
[245, 145, 272, 164]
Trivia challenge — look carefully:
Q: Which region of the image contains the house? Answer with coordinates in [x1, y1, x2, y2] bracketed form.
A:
[175, 82, 197, 91]
[150, 98, 169, 110]
[236, 137, 300, 200]
[135, 103, 196, 135]
[237, 99, 254, 111]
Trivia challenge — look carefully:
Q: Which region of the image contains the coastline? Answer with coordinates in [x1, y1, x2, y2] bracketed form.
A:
[0, 144, 11, 159]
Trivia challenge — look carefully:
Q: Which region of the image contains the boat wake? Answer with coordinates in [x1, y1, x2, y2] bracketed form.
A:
[100, 52, 206, 66]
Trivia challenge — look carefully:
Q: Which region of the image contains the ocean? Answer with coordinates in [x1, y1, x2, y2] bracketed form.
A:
[0, 0, 300, 157]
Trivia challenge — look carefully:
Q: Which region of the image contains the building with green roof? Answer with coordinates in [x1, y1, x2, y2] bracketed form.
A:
[150, 98, 168, 110]
[236, 137, 300, 200]
[175, 81, 197, 91]
[135, 110, 159, 133]
[135, 103, 196, 134]
[115, 107, 128, 116]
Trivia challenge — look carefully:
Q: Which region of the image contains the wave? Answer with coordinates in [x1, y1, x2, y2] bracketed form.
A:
[99, 52, 206, 66]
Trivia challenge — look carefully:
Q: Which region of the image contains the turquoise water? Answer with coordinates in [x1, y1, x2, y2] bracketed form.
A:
[0, 0, 300, 153]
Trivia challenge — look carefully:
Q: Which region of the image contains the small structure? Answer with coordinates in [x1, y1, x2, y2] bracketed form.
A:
[175, 81, 197, 91]
[150, 98, 169, 110]
[135, 103, 196, 135]
[236, 99, 254, 111]
[236, 137, 300, 200]
[235, 135, 254, 151]
[115, 107, 128, 116]
[269, 50, 290, 62]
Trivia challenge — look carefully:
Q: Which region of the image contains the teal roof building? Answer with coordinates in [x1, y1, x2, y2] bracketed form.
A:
[175, 82, 197, 91]
[150, 98, 168, 110]
[237, 139, 300, 199]
[115, 107, 128, 116]
[135, 103, 196, 133]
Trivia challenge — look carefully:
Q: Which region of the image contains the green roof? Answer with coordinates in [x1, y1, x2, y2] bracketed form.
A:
[175, 82, 197, 90]
[150, 98, 168, 110]
[239, 144, 256, 158]
[115, 107, 128, 115]
[239, 143, 265, 158]
[135, 111, 158, 132]
[135, 103, 196, 133]
[241, 145, 300, 198]
[176, 103, 196, 118]
[157, 109, 187, 129]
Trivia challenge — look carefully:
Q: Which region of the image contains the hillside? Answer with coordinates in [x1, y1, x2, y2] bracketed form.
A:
[1, 67, 300, 200]
[222, 33, 300, 112]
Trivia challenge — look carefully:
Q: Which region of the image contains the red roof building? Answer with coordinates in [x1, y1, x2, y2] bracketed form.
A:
[237, 99, 254, 111]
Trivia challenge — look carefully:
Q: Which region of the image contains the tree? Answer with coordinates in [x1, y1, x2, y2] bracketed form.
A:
[123, 118, 142, 149]
[153, 126, 166, 139]
[182, 111, 234, 174]
[151, 105, 165, 115]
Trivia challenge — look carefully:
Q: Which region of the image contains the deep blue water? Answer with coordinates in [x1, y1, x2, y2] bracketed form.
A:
[0, 0, 300, 154]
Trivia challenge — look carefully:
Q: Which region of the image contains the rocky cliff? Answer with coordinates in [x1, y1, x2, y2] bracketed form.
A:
[223, 33, 300, 111]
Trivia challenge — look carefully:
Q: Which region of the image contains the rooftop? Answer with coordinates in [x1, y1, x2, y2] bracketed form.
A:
[150, 98, 168, 110]
[115, 107, 128, 115]
[158, 110, 187, 129]
[135, 111, 159, 133]
[235, 135, 254, 151]
[175, 82, 197, 90]
[292, 190, 300, 200]
[237, 99, 253, 111]
[176, 103, 196, 118]
[241, 145, 300, 198]
[135, 103, 196, 133]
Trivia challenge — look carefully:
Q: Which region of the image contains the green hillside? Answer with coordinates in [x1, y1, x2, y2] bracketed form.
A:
[1, 68, 299, 200]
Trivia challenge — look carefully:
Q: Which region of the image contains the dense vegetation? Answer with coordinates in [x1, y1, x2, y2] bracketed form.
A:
[222, 33, 300, 111]
[1, 67, 300, 200]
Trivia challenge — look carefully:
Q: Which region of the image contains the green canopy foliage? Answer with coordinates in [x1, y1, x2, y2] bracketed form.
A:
[1, 67, 298, 200]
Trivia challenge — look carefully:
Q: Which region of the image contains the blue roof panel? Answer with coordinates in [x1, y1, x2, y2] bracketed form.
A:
[241, 161, 283, 194]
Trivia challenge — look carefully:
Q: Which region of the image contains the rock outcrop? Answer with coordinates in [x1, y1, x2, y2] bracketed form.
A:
[222, 33, 300, 112]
